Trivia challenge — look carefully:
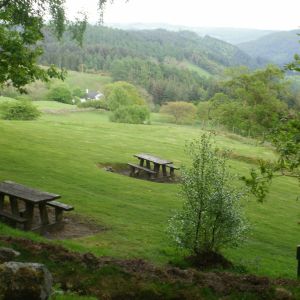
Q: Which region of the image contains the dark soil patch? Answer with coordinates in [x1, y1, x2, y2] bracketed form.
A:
[45, 213, 106, 240]
[186, 251, 233, 270]
[1, 202, 105, 239]
[97, 162, 180, 184]
[0, 236, 299, 299]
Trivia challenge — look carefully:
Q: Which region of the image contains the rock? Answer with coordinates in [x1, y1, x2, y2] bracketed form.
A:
[0, 247, 20, 263]
[0, 262, 52, 300]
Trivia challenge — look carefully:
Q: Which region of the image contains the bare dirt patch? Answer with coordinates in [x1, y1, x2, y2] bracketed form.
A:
[1, 202, 105, 239]
[45, 213, 106, 240]
[97, 162, 180, 184]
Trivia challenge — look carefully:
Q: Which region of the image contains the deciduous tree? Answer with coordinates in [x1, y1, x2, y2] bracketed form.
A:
[0, 0, 112, 91]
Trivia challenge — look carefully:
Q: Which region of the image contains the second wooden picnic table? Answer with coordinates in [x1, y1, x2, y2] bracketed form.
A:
[134, 153, 173, 177]
[0, 181, 73, 233]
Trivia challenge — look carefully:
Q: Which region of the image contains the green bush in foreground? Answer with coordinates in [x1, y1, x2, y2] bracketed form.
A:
[0, 101, 41, 120]
[168, 134, 248, 258]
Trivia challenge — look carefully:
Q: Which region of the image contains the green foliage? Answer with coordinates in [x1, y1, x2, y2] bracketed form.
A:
[110, 105, 150, 124]
[242, 113, 300, 202]
[47, 85, 73, 104]
[39, 25, 260, 104]
[0, 100, 41, 120]
[160, 101, 197, 124]
[77, 100, 108, 110]
[0, 1, 68, 91]
[201, 66, 290, 136]
[104, 81, 146, 111]
[72, 88, 85, 98]
[103, 81, 150, 124]
[110, 57, 209, 104]
[168, 135, 248, 256]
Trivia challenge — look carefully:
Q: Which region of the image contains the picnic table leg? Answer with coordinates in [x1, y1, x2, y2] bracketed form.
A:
[146, 160, 151, 169]
[9, 196, 19, 216]
[24, 202, 34, 230]
[162, 165, 167, 177]
[139, 159, 144, 167]
[55, 208, 64, 223]
[129, 165, 135, 176]
[170, 167, 175, 178]
[39, 203, 49, 226]
[0, 193, 4, 211]
[154, 163, 160, 177]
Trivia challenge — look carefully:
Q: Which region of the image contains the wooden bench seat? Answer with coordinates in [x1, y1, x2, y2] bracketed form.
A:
[127, 163, 157, 179]
[0, 211, 27, 224]
[47, 201, 74, 211]
[47, 201, 74, 223]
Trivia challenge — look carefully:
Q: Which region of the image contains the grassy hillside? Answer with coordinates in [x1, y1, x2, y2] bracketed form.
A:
[0, 105, 299, 279]
[238, 29, 300, 66]
[25, 71, 111, 101]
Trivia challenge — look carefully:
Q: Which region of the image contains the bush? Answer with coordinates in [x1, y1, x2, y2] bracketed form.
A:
[168, 134, 248, 257]
[103, 81, 150, 124]
[47, 85, 72, 104]
[160, 101, 197, 124]
[0, 101, 41, 120]
[77, 100, 108, 110]
[110, 105, 150, 124]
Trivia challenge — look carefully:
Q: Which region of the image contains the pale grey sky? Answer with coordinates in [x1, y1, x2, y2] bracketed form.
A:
[65, 0, 300, 30]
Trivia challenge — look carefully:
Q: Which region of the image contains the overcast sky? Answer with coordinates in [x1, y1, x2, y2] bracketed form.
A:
[65, 0, 300, 30]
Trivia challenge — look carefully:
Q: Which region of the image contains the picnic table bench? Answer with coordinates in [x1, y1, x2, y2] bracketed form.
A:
[127, 163, 157, 179]
[130, 153, 179, 178]
[0, 181, 73, 233]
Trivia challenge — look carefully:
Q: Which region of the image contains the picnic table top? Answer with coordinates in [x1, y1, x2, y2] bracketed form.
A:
[0, 181, 60, 204]
[134, 153, 173, 165]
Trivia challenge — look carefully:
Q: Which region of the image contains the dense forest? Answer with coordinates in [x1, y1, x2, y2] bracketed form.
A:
[40, 25, 263, 104]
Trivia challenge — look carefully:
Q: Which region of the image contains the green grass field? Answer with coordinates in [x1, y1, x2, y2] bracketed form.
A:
[0, 104, 299, 279]
[25, 70, 111, 101]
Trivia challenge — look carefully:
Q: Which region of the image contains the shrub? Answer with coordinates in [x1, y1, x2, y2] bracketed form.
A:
[104, 81, 146, 111]
[77, 100, 108, 110]
[47, 85, 72, 104]
[168, 134, 248, 258]
[103, 81, 149, 124]
[160, 101, 197, 124]
[0, 100, 41, 120]
[72, 88, 85, 98]
[110, 105, 150, 124]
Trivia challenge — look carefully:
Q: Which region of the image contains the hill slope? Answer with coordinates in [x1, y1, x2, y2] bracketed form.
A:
[40, 25, 259, 75]
[0, 107, 299, 279]
[109, 23, 275, 44]
[238, 29, 300, 66]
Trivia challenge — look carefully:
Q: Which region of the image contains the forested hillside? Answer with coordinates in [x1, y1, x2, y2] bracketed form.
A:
[41, 25, 258, 73]
[238, 29, 300, 66]
[40, 25, 260, 104]
[109, 23, 275, 44]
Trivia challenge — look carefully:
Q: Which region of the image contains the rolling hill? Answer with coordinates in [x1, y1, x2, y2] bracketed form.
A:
[108, 23, 275, 44]
[238, 29, 300, 66]
[40, 25, 259, 75]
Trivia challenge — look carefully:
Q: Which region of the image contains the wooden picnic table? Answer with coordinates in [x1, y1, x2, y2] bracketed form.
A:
[134, 153, 173, 177]
[0, 181, 72, 232]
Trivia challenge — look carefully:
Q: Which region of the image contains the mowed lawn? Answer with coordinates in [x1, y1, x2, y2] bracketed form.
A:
[0, 106, 299, 279]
